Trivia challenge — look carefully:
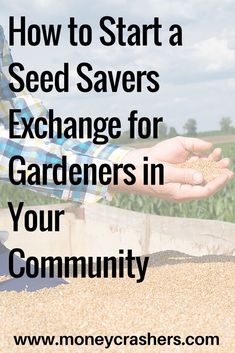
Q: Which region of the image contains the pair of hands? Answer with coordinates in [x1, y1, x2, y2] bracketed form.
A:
[120, 136, 233, 202]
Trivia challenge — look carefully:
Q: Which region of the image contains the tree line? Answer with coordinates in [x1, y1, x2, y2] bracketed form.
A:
[159, 117, 235, 138]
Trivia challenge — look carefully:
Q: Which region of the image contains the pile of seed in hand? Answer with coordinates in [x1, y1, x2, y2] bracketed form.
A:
[177, 159, 222, 183]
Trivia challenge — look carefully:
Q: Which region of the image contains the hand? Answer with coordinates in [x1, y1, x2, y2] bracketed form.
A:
[119, 137, 233, 202]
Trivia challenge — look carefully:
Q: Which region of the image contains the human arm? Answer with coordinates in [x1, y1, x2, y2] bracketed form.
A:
[110, 137, 233, 201]
[0, 25, 132, 203]
[0, 26, 233, 203]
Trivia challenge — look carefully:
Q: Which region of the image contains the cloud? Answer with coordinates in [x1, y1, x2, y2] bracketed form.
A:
[193, 37, 235, 72]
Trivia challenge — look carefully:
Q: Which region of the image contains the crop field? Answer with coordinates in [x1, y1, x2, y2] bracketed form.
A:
[0, 142, 234, 223]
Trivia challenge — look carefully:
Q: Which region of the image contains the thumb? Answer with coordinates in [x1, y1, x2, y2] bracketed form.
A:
[165, 165, 204, 185]
[182, 138, 212, 153]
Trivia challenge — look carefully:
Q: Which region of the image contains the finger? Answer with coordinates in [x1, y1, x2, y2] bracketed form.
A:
[165, 166, 204, 185]
[180, 137, 212, 153]
[200, 173, 230, 197]
[176, 174, 229, 201]
[216, 158, 230, 168]
[208, 148, 221, 161]
[220, 168, 234, 178]
[187, 155, 200, 162]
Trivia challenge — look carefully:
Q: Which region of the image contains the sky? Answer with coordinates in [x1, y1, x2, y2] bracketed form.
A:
[1, 0, 235, 133]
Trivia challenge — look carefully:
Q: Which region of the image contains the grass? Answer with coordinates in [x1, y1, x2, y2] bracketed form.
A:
[0, 142, 234, 223]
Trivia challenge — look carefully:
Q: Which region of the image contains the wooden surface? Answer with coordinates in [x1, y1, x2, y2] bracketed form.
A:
[1, 203, 235, 258]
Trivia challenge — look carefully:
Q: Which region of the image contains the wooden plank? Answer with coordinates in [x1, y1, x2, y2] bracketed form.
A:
[1, 203, 235, 258]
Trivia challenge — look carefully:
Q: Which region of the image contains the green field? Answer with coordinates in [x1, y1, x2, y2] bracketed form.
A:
[0, 142, 234, 223]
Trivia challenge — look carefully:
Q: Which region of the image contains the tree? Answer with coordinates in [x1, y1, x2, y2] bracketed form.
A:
[168, 127, 178, 138]
[158, 123, 168, 139]
[220, 117, 233, 133]
[183, 119, 197, 136]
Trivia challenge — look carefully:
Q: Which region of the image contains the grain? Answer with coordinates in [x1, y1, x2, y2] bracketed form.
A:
[0, 276, 11, 283]
[177, 159, 222, 183]
[0, 257, 234, 353]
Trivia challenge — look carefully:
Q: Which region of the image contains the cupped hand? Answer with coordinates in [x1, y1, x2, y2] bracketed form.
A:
[121, 136, 233, 202]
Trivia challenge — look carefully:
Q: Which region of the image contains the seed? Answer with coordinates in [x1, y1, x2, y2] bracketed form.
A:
[0, 276, 12, 283]
[0, 262, 234, 353]
[177, 159, 222, 183]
